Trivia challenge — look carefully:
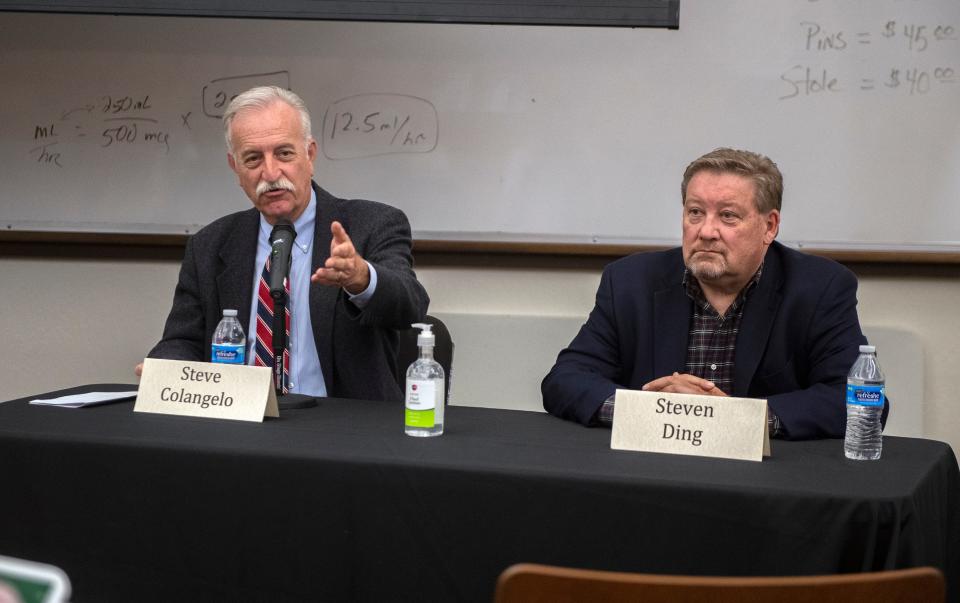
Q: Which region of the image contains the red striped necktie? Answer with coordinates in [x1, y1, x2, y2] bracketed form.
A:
[253, 257, 290, 394]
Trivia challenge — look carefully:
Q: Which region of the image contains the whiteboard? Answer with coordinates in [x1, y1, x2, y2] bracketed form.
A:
[2, 1, 959, 251]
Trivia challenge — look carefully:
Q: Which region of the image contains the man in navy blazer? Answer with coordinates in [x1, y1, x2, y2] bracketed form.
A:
[542, 148, 879, 440]
[139, 86, 428, 402]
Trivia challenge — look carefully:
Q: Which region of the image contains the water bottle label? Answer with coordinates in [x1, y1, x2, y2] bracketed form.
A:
[846, 384, 885, 407]
[211, 344, 245, 364]
[405, 380, 437, 427]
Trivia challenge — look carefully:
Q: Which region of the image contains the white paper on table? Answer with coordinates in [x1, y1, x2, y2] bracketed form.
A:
[29, 391, 138, 408]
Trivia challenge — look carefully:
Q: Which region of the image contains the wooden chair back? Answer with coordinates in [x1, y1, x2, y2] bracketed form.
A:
[494, 563, 945, 603]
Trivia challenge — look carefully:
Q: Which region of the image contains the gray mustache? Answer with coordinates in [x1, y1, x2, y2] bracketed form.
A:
[256, 177, 295, 196]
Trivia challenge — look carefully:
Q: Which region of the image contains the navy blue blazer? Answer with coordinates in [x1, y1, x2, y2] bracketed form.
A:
[542, 241, 879, 440]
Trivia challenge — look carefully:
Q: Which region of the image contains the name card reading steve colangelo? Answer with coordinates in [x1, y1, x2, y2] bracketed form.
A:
[135, 358, 279, 422]
[611, 389, 770, 462]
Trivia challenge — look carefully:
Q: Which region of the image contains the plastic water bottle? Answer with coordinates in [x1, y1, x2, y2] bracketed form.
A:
[211, 309, 246, 365]
[844, 345, 885, 460]
[405, 323, 445, 437]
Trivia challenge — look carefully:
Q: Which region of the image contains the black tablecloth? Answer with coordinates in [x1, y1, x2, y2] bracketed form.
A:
[1, 385, 957, 602]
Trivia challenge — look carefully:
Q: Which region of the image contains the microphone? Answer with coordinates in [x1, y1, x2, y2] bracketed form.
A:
[268, 220, 297, 300]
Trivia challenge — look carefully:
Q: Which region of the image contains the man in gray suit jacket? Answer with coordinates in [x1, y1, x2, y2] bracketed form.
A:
[139, 86, 429, 402]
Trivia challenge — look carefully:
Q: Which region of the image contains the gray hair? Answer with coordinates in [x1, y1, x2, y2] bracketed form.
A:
[223, 86, 313, 154]
[681, 148, 783, 213]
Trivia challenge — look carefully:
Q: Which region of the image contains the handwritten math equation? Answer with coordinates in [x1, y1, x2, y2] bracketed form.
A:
[28, 71, 439, 168]
[321, 94, 438, 160]
[29, 94, 177, 168]
[779, 17, 958, 100]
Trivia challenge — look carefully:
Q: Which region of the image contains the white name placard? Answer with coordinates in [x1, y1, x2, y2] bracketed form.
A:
[611, 389, 770, 462]
[135, 358, 279, 422]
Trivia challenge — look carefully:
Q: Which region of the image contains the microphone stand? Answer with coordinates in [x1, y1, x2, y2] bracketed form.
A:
[271, 288, 317, 410]
[268, 219, 317, 411]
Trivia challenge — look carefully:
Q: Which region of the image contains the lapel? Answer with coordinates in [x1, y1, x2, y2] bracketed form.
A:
[733, 243, 784, 394]
[652, 256, 691, 378]
[216, 209, 260, 336]
[309, 183, 342, 388]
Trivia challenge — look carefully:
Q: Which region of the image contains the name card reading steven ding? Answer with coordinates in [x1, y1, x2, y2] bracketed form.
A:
[136, 358, 279, 422]
[611, 389, 769, 462]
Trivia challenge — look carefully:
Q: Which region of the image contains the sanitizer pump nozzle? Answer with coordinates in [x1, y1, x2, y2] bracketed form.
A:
[412, 323, 435, 351]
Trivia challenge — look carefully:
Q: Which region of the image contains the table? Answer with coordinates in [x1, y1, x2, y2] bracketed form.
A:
[1, 385, 957, 602]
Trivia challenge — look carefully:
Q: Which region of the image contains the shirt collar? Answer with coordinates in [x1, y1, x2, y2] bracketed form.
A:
[258, 188, 316, 254]
[683, 263, 764, 316]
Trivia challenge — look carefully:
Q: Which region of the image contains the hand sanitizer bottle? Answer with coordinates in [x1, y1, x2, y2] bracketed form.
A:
[405, 323, 445, 437]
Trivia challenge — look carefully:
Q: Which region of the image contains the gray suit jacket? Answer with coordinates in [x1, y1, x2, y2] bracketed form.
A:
[148, 183, 430, 402]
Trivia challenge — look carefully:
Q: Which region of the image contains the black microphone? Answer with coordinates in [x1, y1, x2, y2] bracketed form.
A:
[268, 220, 296, 300]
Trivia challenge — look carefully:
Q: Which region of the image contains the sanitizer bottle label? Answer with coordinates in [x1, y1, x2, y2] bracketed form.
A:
[405, 380, 437, 427]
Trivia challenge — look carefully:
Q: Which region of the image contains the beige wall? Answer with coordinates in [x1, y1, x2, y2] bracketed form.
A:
[1, 253, 957, 453]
